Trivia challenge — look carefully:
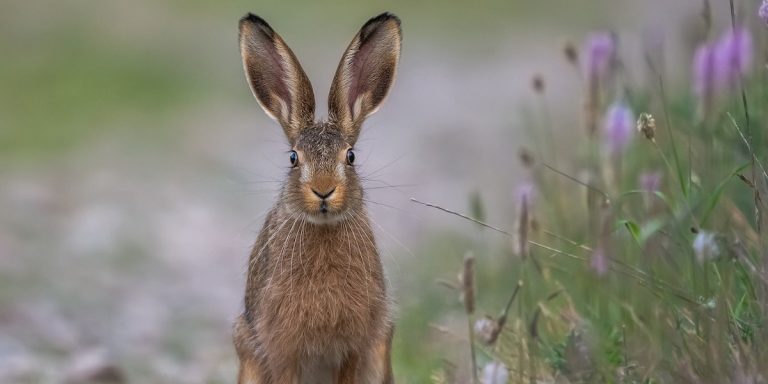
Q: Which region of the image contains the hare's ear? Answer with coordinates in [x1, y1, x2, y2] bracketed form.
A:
[239, 14, 315, 144]
[329, 13, 401, 144]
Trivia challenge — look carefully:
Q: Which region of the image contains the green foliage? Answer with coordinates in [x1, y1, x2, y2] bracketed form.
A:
[415, 16, 768, 384]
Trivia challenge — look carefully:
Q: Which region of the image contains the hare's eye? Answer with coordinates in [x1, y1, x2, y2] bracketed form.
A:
[289, 151, 298, 167]
[346, 149, 355, 165]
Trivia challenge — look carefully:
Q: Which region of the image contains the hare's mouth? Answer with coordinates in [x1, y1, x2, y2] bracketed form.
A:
[296, 196, 346, 225]
[305, 210, 346, 225]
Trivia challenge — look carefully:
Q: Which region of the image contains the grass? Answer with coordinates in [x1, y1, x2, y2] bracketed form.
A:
[410, 3, 768, 381]
[0, 32, 207, 160]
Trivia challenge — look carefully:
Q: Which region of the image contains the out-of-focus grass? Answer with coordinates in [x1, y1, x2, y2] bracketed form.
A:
[0, 27, 217, 159]
[168, 0, 608, 35]
[412, 5, 768, 382]
[0, 0, 619, 161]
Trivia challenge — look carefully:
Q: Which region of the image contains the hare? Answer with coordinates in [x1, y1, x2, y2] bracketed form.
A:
[233, 12, 401, 384]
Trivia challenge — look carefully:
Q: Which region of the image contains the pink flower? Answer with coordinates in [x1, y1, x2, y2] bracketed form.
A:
[584, 33, 615, 79]
[603, 101, 635, 155]
[514, 181, 536, 210]
[590, 247, 609, 276]
[640, 171, 663, 209]
[693, 42, 716, 98]
[639, 171, 662, 193]
[715, 27, 754, 88]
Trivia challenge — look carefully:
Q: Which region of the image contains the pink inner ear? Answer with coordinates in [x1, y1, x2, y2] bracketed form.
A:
[264, 46, 292, 116]
[346, 39, 376, 119]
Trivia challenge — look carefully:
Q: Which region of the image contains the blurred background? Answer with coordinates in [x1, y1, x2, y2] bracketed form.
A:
[0, 0, 746, 382]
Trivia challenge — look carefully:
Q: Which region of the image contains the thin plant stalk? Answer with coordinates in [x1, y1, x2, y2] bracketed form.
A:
[729, 0, 760, 235]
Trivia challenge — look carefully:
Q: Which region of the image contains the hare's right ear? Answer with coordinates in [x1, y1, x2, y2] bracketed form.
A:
[239, 14, 315, 144]
[329, 13, 401, 144]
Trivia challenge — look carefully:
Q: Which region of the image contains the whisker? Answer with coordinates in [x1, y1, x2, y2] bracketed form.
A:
[236, 207, 272, 242]
[298, 214, 308, 279]
[346, 210, 371, 307]
[360, 177, 415, 197]
[346, 195, 426, 222]
[288, 213, 303, 296]
[349, 211, 400, 283]
[248, 212, 296, 274]
[342, 211, 354, 283]
[366, 211, 415, 260]
[364, 184, 418, 190]
[265, 213, 302, 291]
[360, 153, 408, 180]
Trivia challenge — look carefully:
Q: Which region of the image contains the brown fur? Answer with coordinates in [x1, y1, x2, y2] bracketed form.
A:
[235, 12, 402, 384]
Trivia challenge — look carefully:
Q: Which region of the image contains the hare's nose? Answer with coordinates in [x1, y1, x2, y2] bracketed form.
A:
[312, 187, 336, 200]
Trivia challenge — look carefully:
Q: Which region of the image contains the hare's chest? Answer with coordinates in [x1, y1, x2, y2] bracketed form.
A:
[262, 246, 386, 351]
[269, 249, 385, 324]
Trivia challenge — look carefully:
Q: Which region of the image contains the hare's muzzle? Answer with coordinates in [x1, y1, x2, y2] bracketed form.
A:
[300, 174, 346, 219]
[311, 187, 336, 213]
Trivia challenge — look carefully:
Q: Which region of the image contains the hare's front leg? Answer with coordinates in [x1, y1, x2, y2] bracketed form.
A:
[365, 325, 395, 384]
[237, 358, 266, 384]
[340, 326, 395, 384]
[375, 329, 395, 384]
[234, 315, 270, 384]
[265, 351, 299, 384]
[336, 353, 360, 384]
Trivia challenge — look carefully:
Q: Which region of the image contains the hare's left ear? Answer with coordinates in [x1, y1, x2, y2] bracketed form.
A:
[328, 13, 401, 144]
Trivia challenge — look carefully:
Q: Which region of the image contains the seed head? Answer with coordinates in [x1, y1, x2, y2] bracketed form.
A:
[518, 147, 534, 169]
[460, 252, 476, 314]
[514, 181, 536, 259]
[636, 112, 656, 142]
[474, 316, 502, 345]
[564, 41, 579, 66]
[532, 74, 545, 93]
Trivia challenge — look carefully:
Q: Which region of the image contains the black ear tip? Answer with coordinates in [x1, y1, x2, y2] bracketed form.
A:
[367, 12, 401, 28]
[239, 13, 274, 34]
[240, 13, 264, 25]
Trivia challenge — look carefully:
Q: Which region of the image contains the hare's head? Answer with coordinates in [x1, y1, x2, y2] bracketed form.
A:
[239, 13, 401, 224]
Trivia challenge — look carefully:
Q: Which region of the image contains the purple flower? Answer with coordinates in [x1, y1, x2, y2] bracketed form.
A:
[715, 27, 754, 88]
[639, 171, 662, 193]
[693, 42, 716, 98]
[584, 33, 615, 79]
[640, 171, 663, 209]
[603, 101, 635, 155]
[760, 1, 768, 25]
[590, 247, 609, 276]
[514, 181, 536, 210]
